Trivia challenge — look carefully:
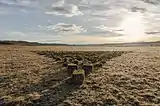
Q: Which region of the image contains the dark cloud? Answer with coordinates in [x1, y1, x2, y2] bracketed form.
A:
[142, 0, 159, 5]
[131, 6, 147, 13]
[79, 4, 110, 11]
[51, 4, 80, 14]
[145, 31, 160, 34]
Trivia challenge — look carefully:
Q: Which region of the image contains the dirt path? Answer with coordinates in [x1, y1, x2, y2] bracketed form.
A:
[58, 50, 160, 106]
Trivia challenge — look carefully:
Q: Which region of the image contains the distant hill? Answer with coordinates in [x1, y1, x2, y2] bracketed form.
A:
[74, 41, 160, 46]
[0, 40, 68, 46]
[0, 40, 160, 46]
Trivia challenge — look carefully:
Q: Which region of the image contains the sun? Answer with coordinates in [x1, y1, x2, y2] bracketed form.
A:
[118, 12, 147, 42]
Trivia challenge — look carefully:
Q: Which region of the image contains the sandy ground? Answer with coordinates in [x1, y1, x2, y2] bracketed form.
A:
[0, 45, 160, 105]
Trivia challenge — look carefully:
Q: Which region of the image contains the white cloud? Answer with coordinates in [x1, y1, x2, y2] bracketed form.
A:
[95, 25, 124, 34]
[39, 23, 87, 34]
[95, 25, 114, 32]
[45, 0, 83, 17]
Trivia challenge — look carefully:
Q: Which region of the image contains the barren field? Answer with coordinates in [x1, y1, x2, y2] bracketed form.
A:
[0, 45, 160, 106]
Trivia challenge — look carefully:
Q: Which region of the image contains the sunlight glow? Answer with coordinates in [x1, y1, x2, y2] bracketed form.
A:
[118, 12, 147, 42]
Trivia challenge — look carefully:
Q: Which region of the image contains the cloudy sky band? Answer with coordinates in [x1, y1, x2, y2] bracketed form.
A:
[0, 0, 160, 43]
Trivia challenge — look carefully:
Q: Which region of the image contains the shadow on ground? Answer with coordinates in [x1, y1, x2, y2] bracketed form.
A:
[21, 65, 80, 106]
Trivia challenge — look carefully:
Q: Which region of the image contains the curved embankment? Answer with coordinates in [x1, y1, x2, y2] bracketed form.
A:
[56, 50, 160, 106]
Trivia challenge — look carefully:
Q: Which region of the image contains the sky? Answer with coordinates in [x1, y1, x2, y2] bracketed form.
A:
[0, 0, 160, 44]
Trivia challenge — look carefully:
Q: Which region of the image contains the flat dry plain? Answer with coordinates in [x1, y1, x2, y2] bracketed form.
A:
[0, 45, 160, 106]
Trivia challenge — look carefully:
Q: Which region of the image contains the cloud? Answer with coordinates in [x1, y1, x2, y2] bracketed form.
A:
[79, 0, 156, 18]
[141, 0, 160, 5]
[95, 25, 114, 32]
[0, 0, 83, 16]
[0, 0, 31, 5]
[0, 0, 37, 9]
[79, 1, 110, 11]
[131, 6, 147, 13]
[94, 25, 124, 34]
[39, 23, 87, 33]
[45, 0, 83, 17]
[145, 31, 160, 35]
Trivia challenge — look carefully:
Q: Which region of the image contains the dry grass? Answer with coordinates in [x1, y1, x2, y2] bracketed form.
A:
[0, 45, 160, 105]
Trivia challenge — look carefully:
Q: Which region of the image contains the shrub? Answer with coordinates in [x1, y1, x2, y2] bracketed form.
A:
[71, 70, 85, 85]
[63, 62, 68, 67]
[55, 57, 62, 61]
[76, 56, 83, 61]
[68, 58, 73, 63]
[82, 64, 93, 76]
[94, 62, 103, 68]
[67, 64, 78, 76]
[63, 58, 68, 62]
[73, 60, 79, 65]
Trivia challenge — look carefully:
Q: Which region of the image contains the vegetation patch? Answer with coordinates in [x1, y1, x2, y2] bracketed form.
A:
[35, 51, 129, 85]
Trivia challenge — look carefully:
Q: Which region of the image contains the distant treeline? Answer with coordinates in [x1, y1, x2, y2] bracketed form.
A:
[0, 40, 68, 46]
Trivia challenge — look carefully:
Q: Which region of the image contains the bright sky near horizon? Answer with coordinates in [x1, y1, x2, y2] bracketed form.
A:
[0, 0, 160, 44]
